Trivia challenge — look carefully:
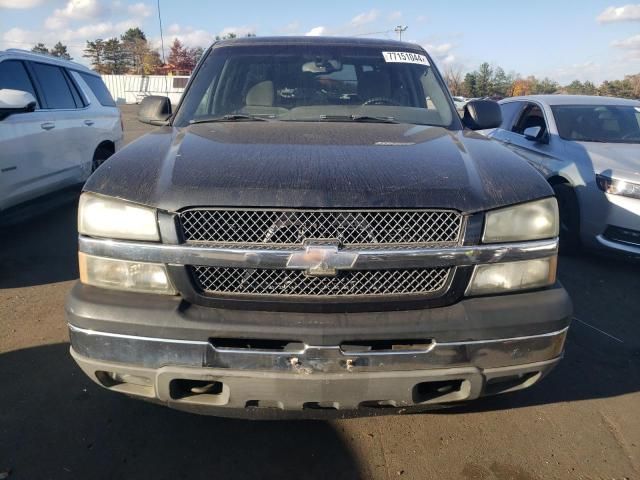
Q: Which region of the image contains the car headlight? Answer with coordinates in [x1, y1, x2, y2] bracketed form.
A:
[596, 175, 640, 200]
[466, 257, 557, 296]
[483, 198, 559, 243]
[78, 193, 159, 241]
[79, 253, 177, 295]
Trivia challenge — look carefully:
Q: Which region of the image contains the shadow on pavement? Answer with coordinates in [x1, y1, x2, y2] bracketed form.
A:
[0, 202, 79, 289]
[438, 322, 640, 415]
[0, 343, 362, 480]
[440, 251, 640, 414]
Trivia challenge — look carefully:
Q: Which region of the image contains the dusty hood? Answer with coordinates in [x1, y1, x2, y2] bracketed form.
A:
[86, 122, 552, 214]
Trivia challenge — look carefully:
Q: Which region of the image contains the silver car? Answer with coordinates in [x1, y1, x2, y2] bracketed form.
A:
[488, 95, 640, 257]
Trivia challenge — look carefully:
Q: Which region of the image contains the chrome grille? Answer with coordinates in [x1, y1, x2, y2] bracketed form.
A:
[192, 266, 451, 297]
[180, 209, 462, 246]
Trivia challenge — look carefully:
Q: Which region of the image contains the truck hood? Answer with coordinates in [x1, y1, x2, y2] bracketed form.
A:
[86, 122, 552, 214]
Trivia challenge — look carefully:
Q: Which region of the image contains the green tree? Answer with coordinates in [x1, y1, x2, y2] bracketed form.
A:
[582, 81, 598, 95]
[491, 67, 506, 97]
[121, 27, 149, 74]
[531, 77, 559, 94]
[475, 62, 493, 97]
[31, 43, 49, 54]
[103, 38, 127, 74]
[462, 72, 478, 98]
[50, 41, 72, 60]
[83, 39, 106, 73]
[192, 46, 205, 65]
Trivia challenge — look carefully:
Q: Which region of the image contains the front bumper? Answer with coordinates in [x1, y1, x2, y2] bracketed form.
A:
[67, 283, 571, 417]
[583, 191, 640, 257]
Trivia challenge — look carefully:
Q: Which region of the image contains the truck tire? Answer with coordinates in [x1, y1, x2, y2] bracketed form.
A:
[553, 183, 581, 254]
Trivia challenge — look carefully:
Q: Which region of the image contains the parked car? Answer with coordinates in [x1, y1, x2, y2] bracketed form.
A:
[0, 49, 123, 220]
[488, 95, 640, 257]
[66, 37, 571, 418]
[452, 95, 468, 111]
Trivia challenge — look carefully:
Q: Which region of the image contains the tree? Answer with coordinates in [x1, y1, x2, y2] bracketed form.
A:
[511, 78, 533, 96]
[141, 49, 162, 75]
[84, 39, 107, 73]
[443, 64, 463, 96]
[167, 38, 196, 73]
[492, 67, 516, 98]
[102, 38, 128, 74]
[31, 43, 49, 54]
[50, 41, 72, 60]
[192, 46, 205, 66]
[531, 77, 559, 94]
[121, 27, 149, 74]
[462, 72, 478, 98]
[215, 32, 256, 41]
[475, 62, 493, 97]
[215, 32, 237, 41]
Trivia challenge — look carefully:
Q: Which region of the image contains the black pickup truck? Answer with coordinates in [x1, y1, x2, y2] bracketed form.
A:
[67, 37, 571, 418]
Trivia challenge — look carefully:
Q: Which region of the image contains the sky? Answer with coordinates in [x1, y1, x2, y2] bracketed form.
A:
[0, 0, 639, 84]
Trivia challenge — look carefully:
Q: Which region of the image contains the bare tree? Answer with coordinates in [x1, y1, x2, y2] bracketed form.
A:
[443, 64, 464, 96]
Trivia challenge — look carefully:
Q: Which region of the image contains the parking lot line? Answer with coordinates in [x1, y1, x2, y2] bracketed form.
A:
[573, 316, 624, 344]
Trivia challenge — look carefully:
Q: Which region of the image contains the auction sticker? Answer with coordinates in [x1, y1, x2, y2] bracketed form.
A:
[382, 51, 429, 65]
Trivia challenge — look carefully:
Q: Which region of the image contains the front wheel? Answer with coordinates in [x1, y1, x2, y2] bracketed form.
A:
[552, 183, 581, 254]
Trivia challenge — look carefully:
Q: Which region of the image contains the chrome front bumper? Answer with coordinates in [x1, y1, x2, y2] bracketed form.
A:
[69, 324, 567, 414]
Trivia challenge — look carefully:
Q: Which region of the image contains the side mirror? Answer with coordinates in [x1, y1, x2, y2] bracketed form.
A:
[0, 89, 37, 120]
[462, 100, 502, 130]
[523, 126, 548, 143]
[138, 96, 172, 125]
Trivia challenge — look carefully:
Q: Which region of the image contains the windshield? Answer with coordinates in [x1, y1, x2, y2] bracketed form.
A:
[552, 105, 640, 143]
[173, 44, 457, 128]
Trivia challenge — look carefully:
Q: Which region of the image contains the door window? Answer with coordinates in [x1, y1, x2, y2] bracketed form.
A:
[0, 60, 39, 106]
[30, 62, 77, 109]
[512, 103, 548, 137]
[79, 72, 116, 107]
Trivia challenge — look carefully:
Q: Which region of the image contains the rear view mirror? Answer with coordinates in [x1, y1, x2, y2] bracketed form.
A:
[138, 96, 172, 125]
[0, 89, 37, 120]
[302, 58, 342, 74]
[462, 100, 502, 130]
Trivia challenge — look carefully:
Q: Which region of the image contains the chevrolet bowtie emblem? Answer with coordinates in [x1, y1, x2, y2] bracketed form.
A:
[287, 242, 359, 277]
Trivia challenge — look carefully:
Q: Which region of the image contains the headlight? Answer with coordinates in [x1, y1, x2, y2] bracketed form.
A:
[483, 198, 559, 243]
[466, 257, 557, 296]
[79, 253, 177, 295]
[78, 193, 159, 241]
[596, 175, 640, 200]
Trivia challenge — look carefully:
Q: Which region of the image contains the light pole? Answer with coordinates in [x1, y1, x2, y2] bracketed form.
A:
[394, 25, 408, 41]
[157, 0, 165, 64]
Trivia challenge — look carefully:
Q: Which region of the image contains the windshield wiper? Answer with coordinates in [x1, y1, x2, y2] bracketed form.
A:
[189, 114, 269, 124]
[318, 114, 399, 124]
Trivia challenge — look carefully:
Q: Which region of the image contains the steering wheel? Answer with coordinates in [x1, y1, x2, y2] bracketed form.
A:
[362, 97, 400, 106]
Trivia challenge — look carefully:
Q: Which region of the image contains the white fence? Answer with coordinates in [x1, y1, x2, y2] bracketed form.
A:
[101, 74, 190, 105]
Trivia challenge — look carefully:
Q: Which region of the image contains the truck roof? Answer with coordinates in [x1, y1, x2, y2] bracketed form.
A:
[213, 36, 426, 51]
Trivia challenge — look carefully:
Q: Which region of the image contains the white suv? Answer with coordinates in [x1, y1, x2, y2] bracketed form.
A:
[0, 49, 123, 219]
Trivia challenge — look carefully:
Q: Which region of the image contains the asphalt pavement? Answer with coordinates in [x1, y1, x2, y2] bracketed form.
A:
[0, 105, 638, 480]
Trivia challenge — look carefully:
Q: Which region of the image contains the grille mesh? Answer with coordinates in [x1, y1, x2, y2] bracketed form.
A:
[192, 266, 451, 297]
[180, 209, 462, 246]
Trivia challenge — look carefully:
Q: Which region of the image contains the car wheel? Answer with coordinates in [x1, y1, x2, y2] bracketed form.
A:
[92, 145, 114, 172]
[552, 183, 581, 254]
